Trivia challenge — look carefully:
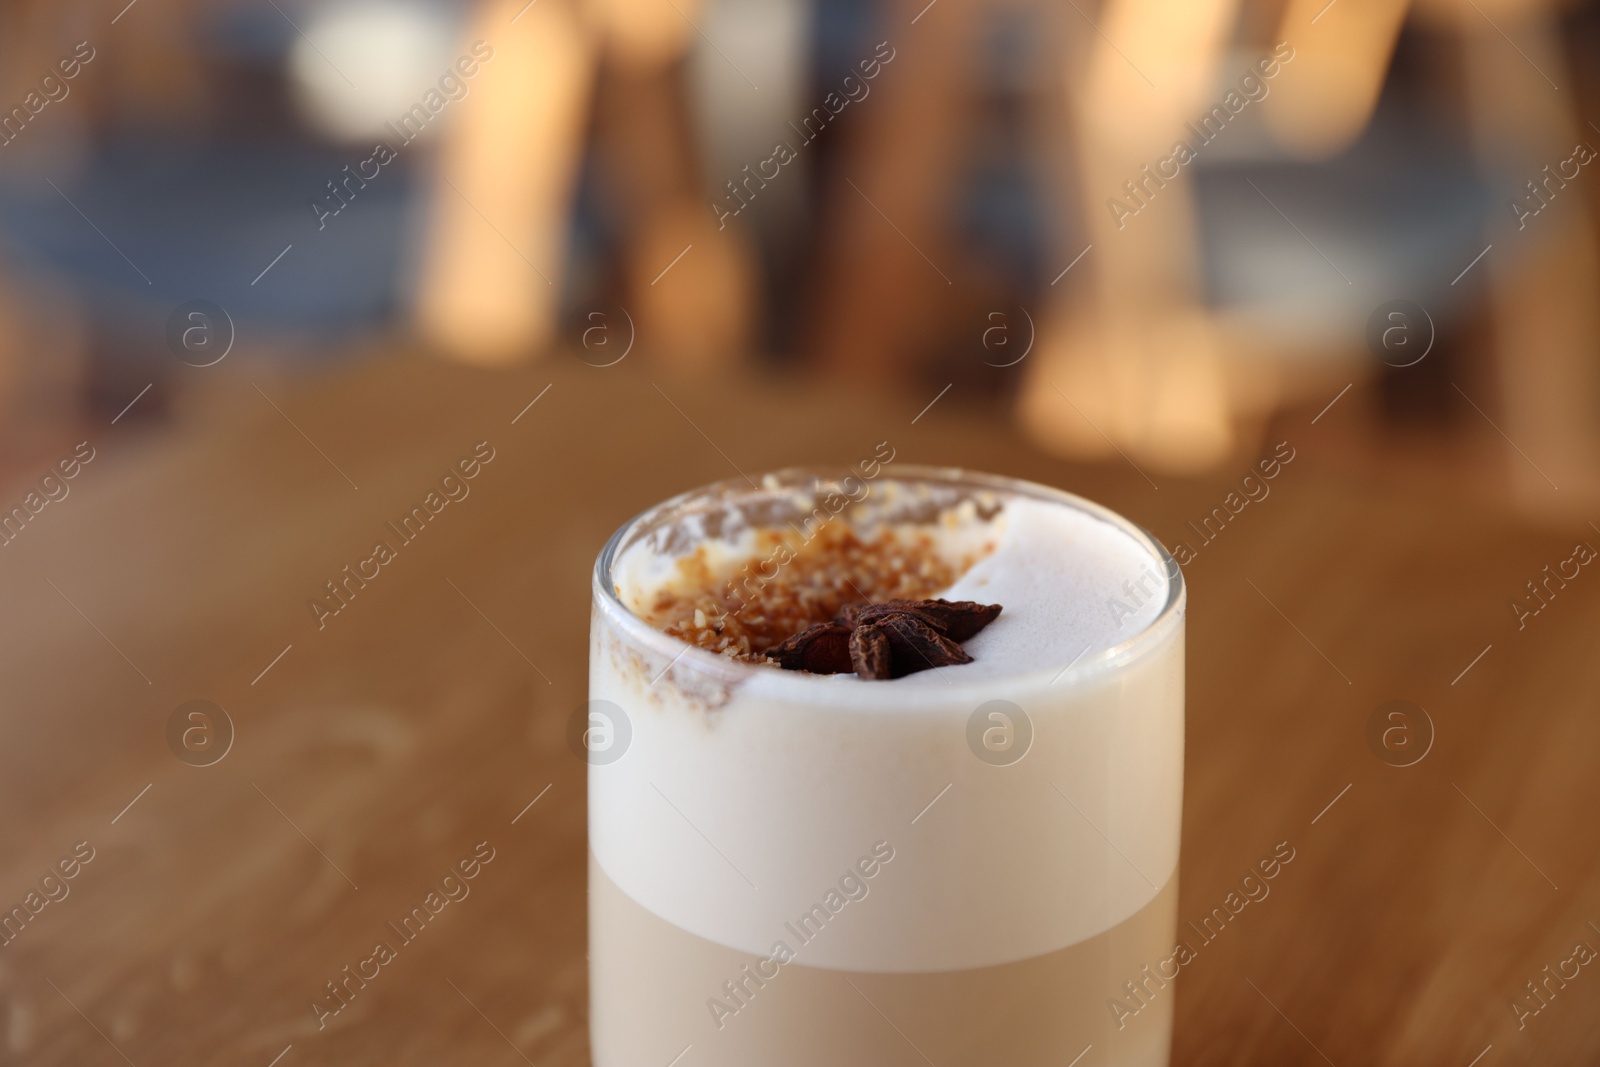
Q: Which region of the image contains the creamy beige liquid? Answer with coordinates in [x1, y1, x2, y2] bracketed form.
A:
[590, 854, 1178, 1067]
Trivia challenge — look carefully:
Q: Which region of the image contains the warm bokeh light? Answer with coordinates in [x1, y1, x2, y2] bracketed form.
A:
[288, 0, 462, 142]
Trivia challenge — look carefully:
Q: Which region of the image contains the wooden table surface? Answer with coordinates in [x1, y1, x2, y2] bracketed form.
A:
[2, 353, 1597, 1066]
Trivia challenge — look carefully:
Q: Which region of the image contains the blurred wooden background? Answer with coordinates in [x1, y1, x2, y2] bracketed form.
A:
[2, 0, 1600, 504]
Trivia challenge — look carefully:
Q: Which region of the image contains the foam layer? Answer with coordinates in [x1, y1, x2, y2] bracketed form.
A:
[615, 487, 1169, 687]
[905, 495, 1166, 683]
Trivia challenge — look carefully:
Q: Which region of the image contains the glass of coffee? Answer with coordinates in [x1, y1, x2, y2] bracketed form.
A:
[586, 465, 1184, 1066]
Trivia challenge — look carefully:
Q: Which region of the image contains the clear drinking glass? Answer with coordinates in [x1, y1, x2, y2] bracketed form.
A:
[587, 467, 1185, 1067]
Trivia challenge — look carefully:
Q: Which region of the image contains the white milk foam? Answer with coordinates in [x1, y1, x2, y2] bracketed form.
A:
[590, 481, 1184, 972]
[872, 496, 1165, 685]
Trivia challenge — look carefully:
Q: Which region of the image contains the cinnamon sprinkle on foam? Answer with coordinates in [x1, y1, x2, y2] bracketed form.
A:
[646, 524, 988, 664]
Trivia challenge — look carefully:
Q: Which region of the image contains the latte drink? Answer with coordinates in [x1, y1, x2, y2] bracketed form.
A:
[588, 467, 1185, 1066]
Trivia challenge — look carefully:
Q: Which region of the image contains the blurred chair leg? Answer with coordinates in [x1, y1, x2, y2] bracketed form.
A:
[415, 0, 596, 365]
[0, 264, 90, 457]
[804, 0, 982, 386]
[0, 2, 96, 452]
[588, 4, 757, 372]
[1455, 10, 1600, 509]
[627, 199, 760, 372]
[1021, 0, 1240, 473]
[0, 0, 207, 131]
[0, 2, 61, 101]
[94, 0, 211, 129]
[1265, 0, 1410, 160]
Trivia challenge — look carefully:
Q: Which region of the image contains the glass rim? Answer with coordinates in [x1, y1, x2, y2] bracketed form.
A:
[592, 465, 1185, 696]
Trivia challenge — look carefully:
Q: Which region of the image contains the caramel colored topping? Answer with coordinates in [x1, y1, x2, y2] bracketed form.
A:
[649, 524, 976, 664]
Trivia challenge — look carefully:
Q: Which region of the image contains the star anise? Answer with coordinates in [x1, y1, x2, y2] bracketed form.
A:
[766, 598, 1002, 680]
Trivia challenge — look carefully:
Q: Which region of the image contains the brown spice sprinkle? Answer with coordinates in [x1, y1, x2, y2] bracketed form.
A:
[648, 524, 979, 663]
